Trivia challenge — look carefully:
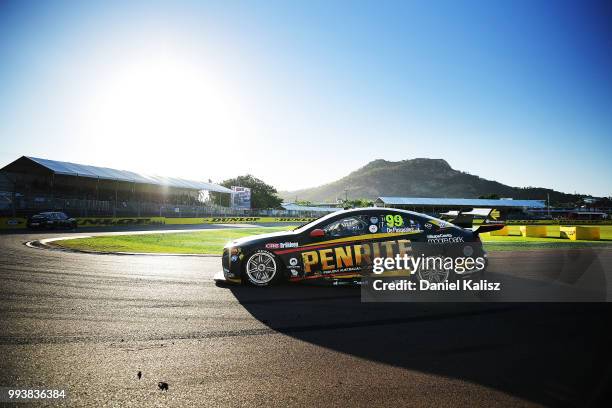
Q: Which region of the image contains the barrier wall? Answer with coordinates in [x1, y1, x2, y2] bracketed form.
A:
[0, 216, 317, 229]
[547, 225, 560, 238]
[78, 217, 165, 227]
[164, 217, 316, 225]
[560, 226, 600, 241]
[519, 225, 548, 238]
[489, 226, 509, 236]
[0, 217, 27, 229]
[507, 220, 612, 225]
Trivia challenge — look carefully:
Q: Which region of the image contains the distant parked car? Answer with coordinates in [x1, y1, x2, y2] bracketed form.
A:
[27, 212, 77, 230]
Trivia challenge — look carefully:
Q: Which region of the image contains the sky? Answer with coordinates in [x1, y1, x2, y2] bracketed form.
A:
[0, 0, 611, 196]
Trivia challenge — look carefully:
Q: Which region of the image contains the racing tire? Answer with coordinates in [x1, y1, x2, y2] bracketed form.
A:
[243, 250, 282, 287]
[416, 263, 452, 284]
[414, 253, 454, 284]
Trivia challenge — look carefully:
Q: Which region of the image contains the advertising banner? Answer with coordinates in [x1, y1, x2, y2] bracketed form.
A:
[231, 186, 251, 209]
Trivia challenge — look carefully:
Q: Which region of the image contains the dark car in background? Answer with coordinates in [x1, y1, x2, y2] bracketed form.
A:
[27, 212, 77, 230]
[216, 207, 502, 286]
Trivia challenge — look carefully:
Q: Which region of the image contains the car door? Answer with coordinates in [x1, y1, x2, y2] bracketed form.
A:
[298, 215, 370, 279]
[367, 211, 425, 275]
[56, 212, 68, 227]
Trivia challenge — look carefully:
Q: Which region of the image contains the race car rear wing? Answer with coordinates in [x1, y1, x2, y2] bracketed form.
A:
[472, 223, 505, 234]
[440, 208, 504, 231]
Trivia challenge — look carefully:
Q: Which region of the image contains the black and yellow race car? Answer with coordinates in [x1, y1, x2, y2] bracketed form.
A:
[215, 207, 501, 286]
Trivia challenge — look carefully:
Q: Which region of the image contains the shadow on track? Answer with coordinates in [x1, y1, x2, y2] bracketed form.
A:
[220, 251, 612, 407]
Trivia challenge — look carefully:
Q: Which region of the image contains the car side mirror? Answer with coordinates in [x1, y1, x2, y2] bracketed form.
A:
[310, 229, 325, 238]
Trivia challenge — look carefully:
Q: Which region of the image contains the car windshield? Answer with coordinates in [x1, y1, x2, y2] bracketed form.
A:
[293, 212, 340, 233]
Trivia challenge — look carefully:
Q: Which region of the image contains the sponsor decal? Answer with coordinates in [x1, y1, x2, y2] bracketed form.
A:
[370, 217, 378, 224]
[210, 217, 261, 223]
[289, 257, 298, 266]
[424, 223, 432, 229]
[290, 269, 299, 277]
[387, 226, 420, 233]
[231, 255, 239, 262]
[427, 233, 464, 244]
[301, 239, 412, 275]
[368, 224, 378, 233]
[266, 242, 299, 249]
[275, 218, 316, 223]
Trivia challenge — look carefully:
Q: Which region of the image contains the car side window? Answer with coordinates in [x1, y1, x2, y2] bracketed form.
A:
[57, 213, 67, 220]
[324, 216, 368, 238]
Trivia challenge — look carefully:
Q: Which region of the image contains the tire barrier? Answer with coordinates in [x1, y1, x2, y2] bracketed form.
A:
[489, 226, 509, 236]
[560, 226, 600, 241]
[519, 225, 548, 238]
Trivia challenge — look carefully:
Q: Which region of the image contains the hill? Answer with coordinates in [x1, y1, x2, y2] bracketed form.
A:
[279, 158, 582, 205]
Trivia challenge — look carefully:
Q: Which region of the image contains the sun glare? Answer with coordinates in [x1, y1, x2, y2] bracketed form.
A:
[78, 54, 250, 176]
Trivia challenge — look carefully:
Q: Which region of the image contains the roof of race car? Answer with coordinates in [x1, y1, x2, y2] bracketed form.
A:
[293, 207, 449, 232]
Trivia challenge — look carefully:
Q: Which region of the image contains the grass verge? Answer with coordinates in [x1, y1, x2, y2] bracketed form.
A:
[55, 225, 612, 255]
[56, 227, 293, 255]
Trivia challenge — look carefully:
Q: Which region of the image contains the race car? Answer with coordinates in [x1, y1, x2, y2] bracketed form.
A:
[215, 207, 502, 286]
[27, 211, 77, 230]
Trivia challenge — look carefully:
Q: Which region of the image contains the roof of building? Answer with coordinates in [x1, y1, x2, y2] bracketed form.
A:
[1, 156, 233, 193]
[376, 196, 546, 208]
[282, 203, 341, 213]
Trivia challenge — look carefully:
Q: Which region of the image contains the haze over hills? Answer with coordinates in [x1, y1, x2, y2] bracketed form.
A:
[279, 158, 583, 205]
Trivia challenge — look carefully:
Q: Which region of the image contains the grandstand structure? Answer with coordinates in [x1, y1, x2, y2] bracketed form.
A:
[0, 156, 234, 217]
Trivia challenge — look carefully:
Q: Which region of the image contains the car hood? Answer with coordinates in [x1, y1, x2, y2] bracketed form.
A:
[226, 230, 297, 248]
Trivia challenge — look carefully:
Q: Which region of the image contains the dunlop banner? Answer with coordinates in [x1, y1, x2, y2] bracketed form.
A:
[0, 217, 27, 229]
[164, 217, 316, 225]
[0, 216, 316, 230]
[77, 217, 166, 227]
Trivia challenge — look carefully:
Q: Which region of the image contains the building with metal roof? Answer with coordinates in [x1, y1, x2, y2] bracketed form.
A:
[375, 196, 546, 220]
[375, 197, 545, 209]
[281, 203, 341, 214]
[0, 156, 232, 217]
[1, 156, 232, 193]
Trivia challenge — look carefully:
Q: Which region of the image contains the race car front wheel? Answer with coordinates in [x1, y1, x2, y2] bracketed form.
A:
[244, 250, 279, 286]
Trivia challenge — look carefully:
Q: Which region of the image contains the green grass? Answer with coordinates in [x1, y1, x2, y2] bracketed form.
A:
[56, 225, 612, 255]
[57, 227, 294, 255]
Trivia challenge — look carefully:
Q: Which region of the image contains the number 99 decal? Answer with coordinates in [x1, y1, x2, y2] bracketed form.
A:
[385, 214, 404, 228]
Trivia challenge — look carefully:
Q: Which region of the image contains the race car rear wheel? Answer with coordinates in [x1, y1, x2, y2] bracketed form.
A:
[416, 263, 451, 283]
[244, 250, 279, 286]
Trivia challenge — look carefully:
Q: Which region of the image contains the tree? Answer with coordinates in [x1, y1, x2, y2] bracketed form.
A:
[212, 174, 282, 209]
[340, 198, 373, 209]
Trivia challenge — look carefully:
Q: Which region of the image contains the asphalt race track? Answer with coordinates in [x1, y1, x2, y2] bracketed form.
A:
[1, 228, 612, 407]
